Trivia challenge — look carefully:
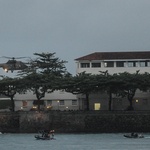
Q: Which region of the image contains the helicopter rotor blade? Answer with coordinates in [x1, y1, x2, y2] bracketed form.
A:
[2, 56, 30, 60]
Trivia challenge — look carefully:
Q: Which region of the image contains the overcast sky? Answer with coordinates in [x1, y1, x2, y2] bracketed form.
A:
[0, 0, 150, 75]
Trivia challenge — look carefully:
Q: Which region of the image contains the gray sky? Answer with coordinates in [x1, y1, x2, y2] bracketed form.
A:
[0, 0, 150, 75]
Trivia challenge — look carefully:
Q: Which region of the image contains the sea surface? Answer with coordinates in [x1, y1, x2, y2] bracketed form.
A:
[0, 133, 150, 150]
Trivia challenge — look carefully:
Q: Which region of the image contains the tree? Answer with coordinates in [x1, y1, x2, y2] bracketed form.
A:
[116, 71, 142, 111]
[96, 71, 113, 111]
[64, 72, 98, 111]
[107, 73, 128, 111]
[0, 77, 23, 112]
[88, 71, 144, 111]
[19, 52, 68, 111]
[137, 72, 150, 92]
[95, 71, 124, 111]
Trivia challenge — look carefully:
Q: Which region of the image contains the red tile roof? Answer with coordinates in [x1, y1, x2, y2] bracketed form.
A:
[75, 51, 150, 61]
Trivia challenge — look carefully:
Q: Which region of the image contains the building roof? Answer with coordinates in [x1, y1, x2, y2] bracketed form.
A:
[75, 51, 150, 61]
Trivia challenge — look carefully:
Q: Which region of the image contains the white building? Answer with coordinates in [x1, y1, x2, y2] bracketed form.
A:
[75, 51, 150, 111]
[75, 51, 150, 75]
[0, 64, 78, 112]
[2, 51, 150, 111]
[14, 90, 78, 111]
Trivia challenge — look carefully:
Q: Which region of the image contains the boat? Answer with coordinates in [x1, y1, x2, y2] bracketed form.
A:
[34, 130, 55, 140]
[35, 135, 50, 140]
[124, 133, 144, 138]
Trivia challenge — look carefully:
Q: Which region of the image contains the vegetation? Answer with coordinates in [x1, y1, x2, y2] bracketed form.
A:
[1, 52, 150, 112]
[18, 52, 68, 111]
[60, 70, 150, 111]
[63, 72, 98, 111]
[0, 77, 24, 112]
[0, 100, 11, 109]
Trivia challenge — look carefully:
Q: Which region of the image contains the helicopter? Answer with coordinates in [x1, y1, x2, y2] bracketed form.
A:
[0, 56, 29, 73]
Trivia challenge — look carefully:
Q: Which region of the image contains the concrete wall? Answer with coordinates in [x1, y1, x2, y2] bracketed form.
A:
[0, 111, 150, 133]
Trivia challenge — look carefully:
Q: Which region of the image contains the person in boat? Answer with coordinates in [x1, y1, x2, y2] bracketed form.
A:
[41, 130, 50, 138]
[48, 131, 51, 138]
[131, 132, 134, 136]
[50, 130, 55, 139]
[131, 132, 138, 137]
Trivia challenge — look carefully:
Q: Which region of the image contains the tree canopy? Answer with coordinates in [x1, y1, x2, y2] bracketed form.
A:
[1, 52, 150, 112]
[18, 52, 68, 111]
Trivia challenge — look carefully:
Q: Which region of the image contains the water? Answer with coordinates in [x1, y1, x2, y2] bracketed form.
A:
[0, 133, 150, 150]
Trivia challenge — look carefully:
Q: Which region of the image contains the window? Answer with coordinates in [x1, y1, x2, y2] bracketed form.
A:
[104, 61, 114, 67]
[139, 61, 147, 67]
[140, 61, 150, 67]
[22, 100, 27, 107]
[59, 100, 64, 105]
[92, 63, 101, 68]
[147, 62, 150, 67]
[80, 63, 90, 68]
[94, 103, 101, 110]
[128, 61, 138, 67]
[128, 62, 133, 67]
[72, 100, 77, 105]
[116, 61, 125, 67]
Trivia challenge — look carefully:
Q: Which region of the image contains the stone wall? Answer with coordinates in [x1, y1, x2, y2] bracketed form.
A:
[0, 112, 19, 133]
[0, 111, 150, 133]
[19, 111, 86, 133]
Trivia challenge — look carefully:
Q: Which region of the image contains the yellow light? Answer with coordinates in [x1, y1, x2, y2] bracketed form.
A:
[136, 99, 138, 103]
[33, 106, 37, 109]
[47, 106, 51, 109]
[4, 68, 8, 72]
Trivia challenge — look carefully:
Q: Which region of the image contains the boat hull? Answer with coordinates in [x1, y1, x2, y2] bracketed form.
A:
[124, 134, 144, 138]
[35, 135, 50, 140]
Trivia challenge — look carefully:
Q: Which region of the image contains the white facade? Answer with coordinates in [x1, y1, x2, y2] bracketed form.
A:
[76, 59, 150, 75]
[14, 90, 78, 111]
[75, 51, 150, 111]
